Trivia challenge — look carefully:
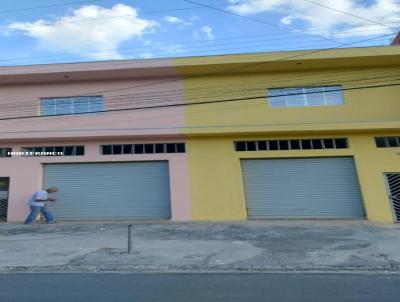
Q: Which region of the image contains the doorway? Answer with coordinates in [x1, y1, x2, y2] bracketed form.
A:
[386, 173, 400, 223]
[0, 178, 9, 221]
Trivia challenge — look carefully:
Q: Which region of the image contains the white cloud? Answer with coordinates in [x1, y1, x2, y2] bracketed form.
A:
[163, 15, 192, 27]
[7, 4, 157, 59]
[163, 16, 184, 24]
[201, 25, 215, 39]
[227, 0, 400, 38]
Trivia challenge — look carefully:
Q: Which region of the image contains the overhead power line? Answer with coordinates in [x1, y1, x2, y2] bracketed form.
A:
[0, 23, 397, 66]
[183, 0, 383, 49]
[0, 82, 398, 122]
[0, 27, 395, 73]
[1, 1, 395, 67]
[5, 76, 400, 129]
[302, 0, 396, 29]
[15, 0, 383, 102]
[1, 4, 219, 29]
[183, 0, 397, 64]
[0, 0, 103, 13]
[0, 37, 336, 65]
[1, 118, 398, 134]
[1, 76, 399, 119]
[3, 0, 397, 33]
[229, 0, 396, 30]
[0, 72, 399, 114]
[32, 34, 392, 96]
[0, 33, 394, 108]
[0, 33, 393, 71]
[1, 29, 389, 65]
[0, 67, 398, 109]
[185, 0, 283, 29]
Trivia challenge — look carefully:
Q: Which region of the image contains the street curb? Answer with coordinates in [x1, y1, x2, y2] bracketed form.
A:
[1, 265, 400, 274]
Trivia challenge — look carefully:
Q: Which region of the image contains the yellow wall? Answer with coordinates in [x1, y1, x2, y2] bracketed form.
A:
[175, 49, 400, 222]
[186, 137, 246, 220]
[186, 133, 399, 222]
[177, 66, 400, 135]
[350, 133, 400, 222]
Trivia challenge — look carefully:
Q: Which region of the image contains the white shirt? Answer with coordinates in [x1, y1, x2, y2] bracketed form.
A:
[28, 190, 48, 207]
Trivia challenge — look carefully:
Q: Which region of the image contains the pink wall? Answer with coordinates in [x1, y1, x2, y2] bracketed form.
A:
[0, 139, 191, 222]
[0, 60, 191, 222]
[0, 61, 185, 141]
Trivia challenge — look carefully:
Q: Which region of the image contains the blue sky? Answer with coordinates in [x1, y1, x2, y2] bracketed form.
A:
[0, 0, 398, 66]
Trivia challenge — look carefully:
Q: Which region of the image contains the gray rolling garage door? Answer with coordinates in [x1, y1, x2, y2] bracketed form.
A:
[43, 162, 171, 220]
[241, 157, 365, 219]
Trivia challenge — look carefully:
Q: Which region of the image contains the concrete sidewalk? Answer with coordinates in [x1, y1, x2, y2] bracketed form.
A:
[1, 221, 400, 272]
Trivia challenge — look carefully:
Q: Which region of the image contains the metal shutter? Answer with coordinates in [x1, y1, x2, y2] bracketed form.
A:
[43, 162, 171, 220]
[241, 157, 365, 219]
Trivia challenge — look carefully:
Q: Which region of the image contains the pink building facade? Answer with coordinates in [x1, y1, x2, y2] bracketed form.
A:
[0, 59, 191, 222]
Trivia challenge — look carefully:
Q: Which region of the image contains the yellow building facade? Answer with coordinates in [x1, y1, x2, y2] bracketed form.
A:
[175, 46, 400, 223]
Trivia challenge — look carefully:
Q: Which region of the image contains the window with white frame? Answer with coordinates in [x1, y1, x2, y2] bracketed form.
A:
[40, 96, 104, 116]
[267, 86, 344, 108]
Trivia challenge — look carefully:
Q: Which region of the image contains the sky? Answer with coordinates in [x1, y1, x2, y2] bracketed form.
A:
[0, 0, 399, 66]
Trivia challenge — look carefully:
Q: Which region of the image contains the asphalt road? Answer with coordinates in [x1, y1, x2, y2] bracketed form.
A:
[1, 273, 400, 302]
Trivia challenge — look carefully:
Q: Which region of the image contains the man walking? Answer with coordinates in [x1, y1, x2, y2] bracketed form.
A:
[24, 187, 58, 224]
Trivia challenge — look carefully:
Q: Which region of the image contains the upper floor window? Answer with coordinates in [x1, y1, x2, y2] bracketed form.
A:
[40, 96, 104, 116]
[267, 86, 344, 108]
